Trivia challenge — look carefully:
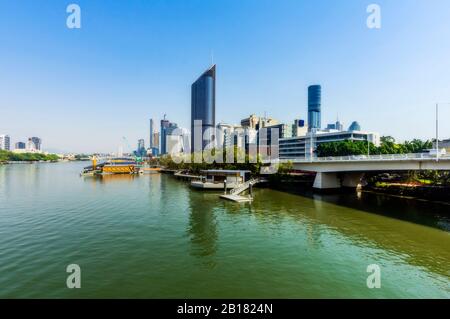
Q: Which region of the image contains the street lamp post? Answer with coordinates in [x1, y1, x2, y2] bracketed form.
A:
[435, 102, 450, 162]
[436, 103, 439, 162]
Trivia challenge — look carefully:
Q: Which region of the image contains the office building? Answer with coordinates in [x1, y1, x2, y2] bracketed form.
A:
[27, 137, 42, 151]
[161, 116, 179, 155]
[15, 142, 26, 150]
[160, 117, 170, 155]
[215, 123, 257, 154]
[292, 119, 308, 137]
[216, 123, 236, 149]
[279, 130, 380, 159]
[152, 132, 160, 149]
[191, 65, 216, 151]
[241, 114, 279, 130]
[0, 135, 11, 151]
[241, 115, 260, 129]
[149, 119, 155, 149]
[259, 124, 292, 157]
[135, 139, 146, 157]
[166, 128, 189, 155]
[308, 85, 321, 132]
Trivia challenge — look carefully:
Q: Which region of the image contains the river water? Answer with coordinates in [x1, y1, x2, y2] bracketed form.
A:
[0, 162, 449, 298]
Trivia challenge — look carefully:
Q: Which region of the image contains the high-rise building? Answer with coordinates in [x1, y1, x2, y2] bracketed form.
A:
[160, 116, 170, 155]
[138, 139, 145, 150]
[241, 114, 279, 130]
[191, 65, 216, 151]
[152, 132, 160, 149]
[0, 135, 11, 151]
[166, 127, 189, 155]
[241, 115, 260, 129]
[149, 119, 154, 149]
[15, 142, 26, 150]
[27, 137, 42, 151]
[292, 119, 308, 137]
[308, 85, 321, 132]
[160, 116, 178, 155]
[335, 120, 344, 131]
[216, 123, 235, 149]
[135, 139, 146, 157]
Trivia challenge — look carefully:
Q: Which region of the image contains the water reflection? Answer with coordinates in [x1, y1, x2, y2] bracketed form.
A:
[81, 173, 140, 184]
[186, 190, 219, 263]
[249, 188, 450, 278]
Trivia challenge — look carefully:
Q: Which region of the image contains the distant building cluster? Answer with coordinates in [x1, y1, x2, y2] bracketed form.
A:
[137, 65, 381, 160]
[0, 135, 43, 153]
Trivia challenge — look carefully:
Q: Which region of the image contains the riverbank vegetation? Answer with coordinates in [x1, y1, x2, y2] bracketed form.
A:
[317, 136, 432, 157]
[362, 170, 450, 202]
[0, 150, 59, 163]
[366, 170, 450, 187]
[158, 147, 263, 175]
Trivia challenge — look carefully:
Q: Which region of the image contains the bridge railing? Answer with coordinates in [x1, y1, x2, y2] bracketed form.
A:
[264, 153, 450, 164]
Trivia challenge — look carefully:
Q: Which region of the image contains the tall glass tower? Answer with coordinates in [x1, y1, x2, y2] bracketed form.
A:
[308, 85, 321, 132]
[191, 65, 216, 151]
[149, 118, 154, 148]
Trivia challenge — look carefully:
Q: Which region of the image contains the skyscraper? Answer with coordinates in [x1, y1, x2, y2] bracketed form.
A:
[0, 135, 10, 150]
[335, 120, 344, 131]
[191, 65, 216, 151]
[136, 139, 146, 157]
[160, 117, 170, 155]
[152, 132, 160, 149]
[27, 137, 42, 151]
[160, 116, 178, 155]
[149, 119, 154, 149]
[308, 85, 321, 132]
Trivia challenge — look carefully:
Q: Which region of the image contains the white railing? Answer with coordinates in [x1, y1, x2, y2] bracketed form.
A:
[230, 178, 260, 195]
[262, 153, 450, 164]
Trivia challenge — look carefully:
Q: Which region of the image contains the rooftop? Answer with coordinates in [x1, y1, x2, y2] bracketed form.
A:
[200, 169, 251, 176]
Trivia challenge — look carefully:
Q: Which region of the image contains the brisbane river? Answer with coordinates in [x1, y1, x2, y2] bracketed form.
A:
[0, 162, 449, 298]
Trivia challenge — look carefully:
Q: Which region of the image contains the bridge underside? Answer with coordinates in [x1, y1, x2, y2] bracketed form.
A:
[290, 159, 450, 190]
[313, 172, 365, 190]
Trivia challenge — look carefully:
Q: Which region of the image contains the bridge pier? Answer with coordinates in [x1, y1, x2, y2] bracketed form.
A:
[313, 172, 364, 190]
[342, 172, 365, 189]
[313, 172, 341, 190]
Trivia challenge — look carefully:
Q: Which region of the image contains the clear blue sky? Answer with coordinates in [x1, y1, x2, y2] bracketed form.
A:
[1, 0, 450, 153]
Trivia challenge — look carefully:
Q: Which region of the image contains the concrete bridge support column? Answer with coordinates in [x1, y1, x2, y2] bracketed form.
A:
[313, 172, 365, 190]
[342, 172, 365, 189]
[313, 172, 341, 190]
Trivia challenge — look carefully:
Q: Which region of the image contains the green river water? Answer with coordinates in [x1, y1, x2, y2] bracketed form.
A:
[0, 162, 449, 298]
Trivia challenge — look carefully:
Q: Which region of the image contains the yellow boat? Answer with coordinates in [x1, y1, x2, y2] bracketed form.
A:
[102, 158, 140, 174]
[81, 157, 140, 175]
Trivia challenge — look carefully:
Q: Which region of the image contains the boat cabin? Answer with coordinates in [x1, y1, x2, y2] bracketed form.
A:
[191, 170, 251, 190]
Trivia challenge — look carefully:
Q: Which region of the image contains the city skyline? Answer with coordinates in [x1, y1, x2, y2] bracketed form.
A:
[1, 0, 450, 153]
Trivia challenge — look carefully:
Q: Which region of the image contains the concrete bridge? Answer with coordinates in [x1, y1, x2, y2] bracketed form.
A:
[263, 153, 450, 190]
